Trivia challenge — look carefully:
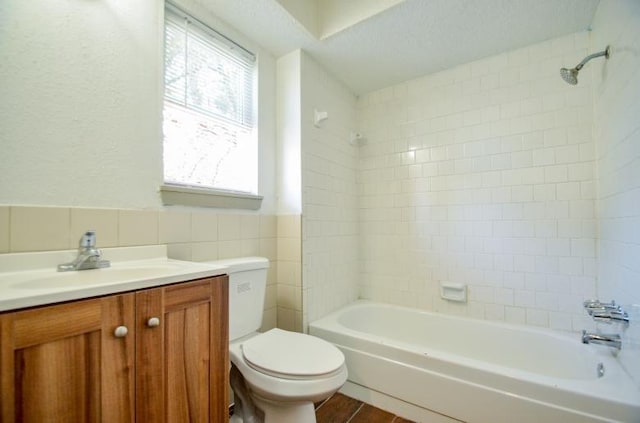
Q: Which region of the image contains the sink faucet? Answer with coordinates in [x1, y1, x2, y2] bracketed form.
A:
[582, 330, 622, 350]
[58, 231, 111, 272]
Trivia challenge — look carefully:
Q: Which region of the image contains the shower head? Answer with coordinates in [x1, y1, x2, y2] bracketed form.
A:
[560, 45, 610, 85]
[560, 67, 579, 85]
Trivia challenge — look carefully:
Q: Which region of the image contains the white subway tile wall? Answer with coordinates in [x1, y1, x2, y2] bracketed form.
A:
[591, 0, 640, 386]
[356, 33, 597, 330]
[300, 53, 359, 327]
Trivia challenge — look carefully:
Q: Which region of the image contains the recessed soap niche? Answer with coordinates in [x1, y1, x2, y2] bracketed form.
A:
[440, 281, 467, 303]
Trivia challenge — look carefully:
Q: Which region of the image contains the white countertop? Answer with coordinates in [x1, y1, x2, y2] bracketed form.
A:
[0, 245, 228, 312]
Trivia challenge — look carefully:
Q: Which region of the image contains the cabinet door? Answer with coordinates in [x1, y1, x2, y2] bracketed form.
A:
[135, 276, 229, 423]
[0, 294, 135, 423]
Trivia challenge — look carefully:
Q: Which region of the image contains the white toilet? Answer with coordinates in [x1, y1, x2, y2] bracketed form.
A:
[210, 257, 347, 423]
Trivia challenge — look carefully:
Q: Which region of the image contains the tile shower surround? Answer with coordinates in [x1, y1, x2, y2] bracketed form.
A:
[356, 32, 598, 331]
[298, 9, 639, 391]
[300, 52, 359, 328]
[591, 0, 640, 386]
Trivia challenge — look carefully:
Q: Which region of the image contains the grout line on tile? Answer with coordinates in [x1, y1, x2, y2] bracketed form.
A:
[314, 395, 331, 411]
[344, 403, 364, 423]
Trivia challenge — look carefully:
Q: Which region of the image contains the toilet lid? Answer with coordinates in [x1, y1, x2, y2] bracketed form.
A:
[241, 328, 344, 378]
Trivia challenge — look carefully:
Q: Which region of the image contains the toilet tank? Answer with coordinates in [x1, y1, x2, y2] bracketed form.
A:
[207, 257, 269, 341]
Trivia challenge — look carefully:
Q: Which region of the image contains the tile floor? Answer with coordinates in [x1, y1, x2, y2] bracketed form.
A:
[315, 393, 415, 423]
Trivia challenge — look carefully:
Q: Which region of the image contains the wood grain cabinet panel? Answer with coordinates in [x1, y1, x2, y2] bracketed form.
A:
[1, 294, 135, 423]
[136, 277, 229, 423]
[0, 275, 229, 423]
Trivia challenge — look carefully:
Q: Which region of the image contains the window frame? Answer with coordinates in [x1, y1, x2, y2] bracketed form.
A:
[160, 3, 262, 210]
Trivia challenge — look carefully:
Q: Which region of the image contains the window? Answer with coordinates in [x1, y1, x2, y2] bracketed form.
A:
[162, 4, 259, 204]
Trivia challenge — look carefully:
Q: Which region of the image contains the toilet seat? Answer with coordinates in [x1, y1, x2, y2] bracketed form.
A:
[229, 334, 348, 404]
[241, 328, 345, 380]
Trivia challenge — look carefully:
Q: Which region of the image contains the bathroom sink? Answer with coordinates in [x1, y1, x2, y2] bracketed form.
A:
[11, 263, 187, 290]
[0, 245, 228, 312]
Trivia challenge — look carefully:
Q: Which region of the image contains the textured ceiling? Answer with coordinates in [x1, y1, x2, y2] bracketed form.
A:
[201, 0, 600, 95]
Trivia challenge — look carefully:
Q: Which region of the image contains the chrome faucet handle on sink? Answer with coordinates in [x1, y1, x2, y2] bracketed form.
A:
[80, 230, 97, 249]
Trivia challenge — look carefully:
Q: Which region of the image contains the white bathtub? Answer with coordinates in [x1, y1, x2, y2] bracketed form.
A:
[309, 301, 640, 423]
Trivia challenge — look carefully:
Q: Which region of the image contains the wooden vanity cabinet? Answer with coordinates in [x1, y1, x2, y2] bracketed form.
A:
[136, 276, 229, 423]
[0, 275, 229, 423]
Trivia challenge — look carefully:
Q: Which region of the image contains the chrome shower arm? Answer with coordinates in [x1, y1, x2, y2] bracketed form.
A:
[575, 46, 610, 71]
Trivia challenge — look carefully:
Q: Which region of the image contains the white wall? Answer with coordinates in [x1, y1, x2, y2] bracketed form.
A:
[318, 0, 404, 39]
[274, 51, 304, 331]
[357, 33, 597, 331]
[0, 0, 277, 213]
[590, 0, 640, 386]
[275, 0, 318, 37]
[300, 51, 359, 326]
[276, 51, 303, 215]
[0, 0, 162, 208]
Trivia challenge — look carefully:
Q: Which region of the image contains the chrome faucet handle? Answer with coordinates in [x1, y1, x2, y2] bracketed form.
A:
[587, 306, 622, 316]
[592, 309, 630, 326]
[79, 230, 97, 249]
[583, 299, 614, 308]
[584, 300, 620, 313]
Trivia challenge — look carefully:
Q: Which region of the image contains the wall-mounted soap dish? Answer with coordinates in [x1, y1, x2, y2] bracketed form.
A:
[440, 282, 467, 303]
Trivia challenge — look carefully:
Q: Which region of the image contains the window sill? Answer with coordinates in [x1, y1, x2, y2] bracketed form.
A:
[160, 184, 263, 210]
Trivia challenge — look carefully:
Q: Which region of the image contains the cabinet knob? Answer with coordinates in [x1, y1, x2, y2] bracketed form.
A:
[147, 317, 160, 328]
[114, 326, 128, 338]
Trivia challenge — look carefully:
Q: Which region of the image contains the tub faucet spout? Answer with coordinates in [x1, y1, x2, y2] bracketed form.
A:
[581, 330, 621, 350]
